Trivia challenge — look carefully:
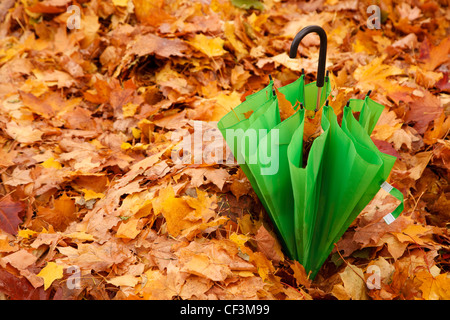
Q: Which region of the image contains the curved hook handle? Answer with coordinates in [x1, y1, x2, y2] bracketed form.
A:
[289, 25, 327, 88]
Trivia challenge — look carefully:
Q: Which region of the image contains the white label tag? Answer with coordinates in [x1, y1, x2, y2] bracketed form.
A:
[383, 213, 395, 225]
[380, 181, 394, 193]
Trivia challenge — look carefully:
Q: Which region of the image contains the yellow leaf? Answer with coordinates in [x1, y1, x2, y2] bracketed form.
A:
[89, 139, 106, 149]
[82, 188, 105, 201]
[37, 262, 64, 290]
[18, 228, 38, 239]
[352, 39, 368, 53]
[131, 127, 141, 139]
[121, 142, 132, 150]
[112, 0, 129, 7]
[235, 271, 255, 277]
[118, 191, 153, 218]
[185, 189, 217, 222]
[417, 271, 450, 300]
[372, 123, 402, 141]
[224, 22, 248, 58]
[249, 251, 275, 282]
[153, 186, 196, 237]
[394, 224, 434, 245]
[41, 157, 62, 169]
[213, 91, 242, 121]
[353, 55, 403, 93]
[229, 232, 251, 248]
[63, 231, 95, 241]
[122, 102, 138, 118]
[188, 34, 227, 57]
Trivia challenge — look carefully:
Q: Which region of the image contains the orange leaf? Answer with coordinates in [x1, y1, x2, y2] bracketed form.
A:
[276, 87, 297, 121]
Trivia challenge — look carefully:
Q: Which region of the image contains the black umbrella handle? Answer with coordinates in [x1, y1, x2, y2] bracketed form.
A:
[289, 25, 327, 88]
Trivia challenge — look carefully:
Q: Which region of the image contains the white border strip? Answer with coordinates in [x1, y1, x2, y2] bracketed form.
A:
[383, 213, 395, 225]
[380, 181, 394, 193]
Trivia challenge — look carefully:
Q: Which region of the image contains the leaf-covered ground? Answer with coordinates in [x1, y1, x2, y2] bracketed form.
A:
[0, 0, 449, 300]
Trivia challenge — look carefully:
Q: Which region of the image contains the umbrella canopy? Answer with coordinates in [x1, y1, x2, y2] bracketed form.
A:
[287, 96, 404, 277]
[218, 25, 403, 278]
[218, 26, 331, 258]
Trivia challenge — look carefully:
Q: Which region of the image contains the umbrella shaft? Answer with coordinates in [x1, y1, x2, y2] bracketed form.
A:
[315, 86, 323, 111]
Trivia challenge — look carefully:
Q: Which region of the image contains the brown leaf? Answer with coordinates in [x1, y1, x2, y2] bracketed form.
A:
[0, 269, 50, 300]
[129, 34, 188, 58]
[255, 225, 284, 264]
[182, 167, 230, 191]
[0, 195, 25, 236]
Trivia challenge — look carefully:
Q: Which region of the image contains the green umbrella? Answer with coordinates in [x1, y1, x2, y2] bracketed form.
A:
[218, 25, 404, 278]
[218, 26, 331, 259]
[287, 97, 404, 277]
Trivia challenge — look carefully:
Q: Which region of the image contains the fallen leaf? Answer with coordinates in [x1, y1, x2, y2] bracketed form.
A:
[417, 271, 450, 300]
[419, 37, 450, 71]
[5, 121, 43, 144]
[254, 225, 284, 264]
[129, 33, 188, 58]
[276, 87, 296, 121]
[0, 195, 25, 236]
[339, 264, 368, 300]
[188, 34, 228, 57]
[107, 274, 140, 287]
[37, 262, 64, 290]
[116, 218, 141, 240]
[36, 193, 77, 232]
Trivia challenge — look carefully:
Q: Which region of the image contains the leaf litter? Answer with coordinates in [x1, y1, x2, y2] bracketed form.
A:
[0, 0, 449, 300]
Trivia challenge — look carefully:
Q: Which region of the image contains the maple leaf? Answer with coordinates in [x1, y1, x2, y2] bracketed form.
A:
[37, 262, 64, 290]
[132, 0, 175, 27]
[1, 0, 449, 301]
[0, 195, 25, 236]
[5, 121, 43, 144]
[417, 271, 450, 300]
[106, 274, 140, 288]
[129, 33, 188, 58]
[276, 87, 296, 121]
[116, 218, 141, 240]
[36, 193, 77, 232]
[254, 225, 284, 264]
[353, 55, 403, 93]
[419, 37, 450, 71]
[0, 269, 50, 300]
[188, 34, 228, 57]
[182, 167, 230, 191]
[405, 90, 443, 134]
[333, 264, 368, 300]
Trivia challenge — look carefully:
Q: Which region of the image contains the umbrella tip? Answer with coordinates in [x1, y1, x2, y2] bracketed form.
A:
[366, 90, 372, 97]
[326, 70, 329, 78]
[325, 99, 329, 106]
[301, 68, 305, 75]
[268, 74, 273, 81]
[346, 100, 350, 107]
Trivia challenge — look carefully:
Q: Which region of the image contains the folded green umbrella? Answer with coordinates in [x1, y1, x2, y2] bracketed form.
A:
[218, 25, 404, 279]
